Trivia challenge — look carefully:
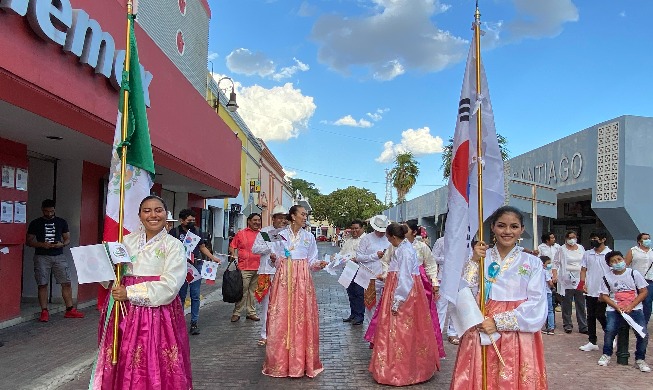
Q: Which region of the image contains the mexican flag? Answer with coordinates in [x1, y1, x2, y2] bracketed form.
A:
[102, 14, 155, 243]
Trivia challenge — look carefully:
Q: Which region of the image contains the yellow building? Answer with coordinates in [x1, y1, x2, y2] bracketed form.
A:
[206, 75, 263, 251]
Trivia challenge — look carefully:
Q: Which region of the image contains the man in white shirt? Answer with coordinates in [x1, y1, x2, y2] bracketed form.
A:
[356, 215, 390, 326]
[433, 235, 460, 344]
[340, 219, 367, 325]
[578, 230, 611, 351]
[251, 206, 288, 346]
[538, 232, 561, 283]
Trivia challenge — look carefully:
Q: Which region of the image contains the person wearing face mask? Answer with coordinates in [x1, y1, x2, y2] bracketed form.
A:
[554, 230, 588, 334]
[541, 256, 556, 334]
[578, 230, 612, 352]
[624, 233, 653, 326]
[597, 251, 650, 372]
[169, 208, 222, 335]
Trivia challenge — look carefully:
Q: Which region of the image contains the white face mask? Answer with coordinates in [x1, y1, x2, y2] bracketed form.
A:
[566, 238, 577, 246]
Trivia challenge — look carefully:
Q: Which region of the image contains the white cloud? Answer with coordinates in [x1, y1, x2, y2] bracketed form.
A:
[367, 108, 389, 122]
[373, 60, 405, 81]
[208, 52, 218, 61]
[334, 115, 373, 128]
[226, 48, 275, 77]
[376, 127, 444, 163]
[283, 169, 297, 180]
[504, 0, 579, 41]
[212, 74, 317, 142]
[298, 1, 318, 17]
[619, 11, 626, 18]
[311, 0, 467, 80]
[272, 58, 310, 81]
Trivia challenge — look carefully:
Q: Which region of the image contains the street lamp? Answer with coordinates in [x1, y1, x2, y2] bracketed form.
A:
[217, 77, 238, 113]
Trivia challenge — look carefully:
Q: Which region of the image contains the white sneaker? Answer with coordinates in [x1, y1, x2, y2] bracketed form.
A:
[598, 354, 611, 366]
[580, 342, 599, 351]
[636, 360, 651, 372]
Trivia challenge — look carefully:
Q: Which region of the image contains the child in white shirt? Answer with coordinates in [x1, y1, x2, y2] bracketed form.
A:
[541, 256, 555, 334]
[597, 250, 650, 372]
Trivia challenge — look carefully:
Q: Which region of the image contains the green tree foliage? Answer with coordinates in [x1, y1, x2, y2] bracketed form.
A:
[312, 186, 385, 228]
[390, 152, 420, 204]
[290, 178, 322, 202]
[441, 133, 510, 180]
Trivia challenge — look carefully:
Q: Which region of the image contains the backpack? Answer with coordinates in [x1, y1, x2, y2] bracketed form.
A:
[602, 269, 636, 293]
[222, 259, 243, 303]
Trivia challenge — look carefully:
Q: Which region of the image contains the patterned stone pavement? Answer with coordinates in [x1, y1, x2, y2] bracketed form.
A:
[3, 242, 653, 389]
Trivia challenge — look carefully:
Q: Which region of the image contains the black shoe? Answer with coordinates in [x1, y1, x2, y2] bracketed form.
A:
[343, 316, 354, 323]
[190, 322, 200, 335]
[564, 329, 572, 334]
[579, 329, 588, 335]
[352, 320, 363, 326]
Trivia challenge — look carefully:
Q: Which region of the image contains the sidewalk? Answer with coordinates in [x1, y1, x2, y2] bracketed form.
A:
[0, 282, 221, 390]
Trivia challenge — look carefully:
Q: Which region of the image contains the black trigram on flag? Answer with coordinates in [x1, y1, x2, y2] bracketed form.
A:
[458, 98, 471, 122]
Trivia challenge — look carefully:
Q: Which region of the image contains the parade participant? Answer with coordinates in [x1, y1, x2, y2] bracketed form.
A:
[368, 223, 439, 386]
[356, 215, 390, 326]
[27, 199, 84, 322]
[597, 250, 650, 371]
[433, 234, 460, 344]
[554, 230, 587, 334]
[340, 219, 367, 324]
[228, 213, 263, 322]
[578, 230, 611, 352]
[541, 256, 556, 335]
[365, 221, 445, 357]
[262, 205, 327, 378]
[165, 211, 176, 232]
[538, 232, 562, 284]
[92, 195, 191, 389]
[625, 232, 653, 325]
[169, 208, 222, 335]
[450, 206, 547, 389]
[251, 205, 289, 346]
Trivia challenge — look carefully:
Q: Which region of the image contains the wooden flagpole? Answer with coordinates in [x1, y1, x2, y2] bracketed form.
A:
[112, 0, 134, 365]
[473, 3, 488, 389]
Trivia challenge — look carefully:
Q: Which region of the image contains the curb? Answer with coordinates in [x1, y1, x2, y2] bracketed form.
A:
[31, 289, 224, 390]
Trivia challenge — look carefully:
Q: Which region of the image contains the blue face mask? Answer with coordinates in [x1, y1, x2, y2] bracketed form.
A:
[612, 261, 626, 271]
[545, 263, 553, 270]
[643, 239, 652, 248]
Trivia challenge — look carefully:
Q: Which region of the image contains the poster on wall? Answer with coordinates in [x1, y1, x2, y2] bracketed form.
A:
[1, 201, 14, 223]
[2, 166, 15, 189]
[14, 201, 26, 224]
[15, 168, 28, 191]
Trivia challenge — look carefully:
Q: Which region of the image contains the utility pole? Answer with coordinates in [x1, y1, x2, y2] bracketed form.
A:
[384, 168, 393, 206]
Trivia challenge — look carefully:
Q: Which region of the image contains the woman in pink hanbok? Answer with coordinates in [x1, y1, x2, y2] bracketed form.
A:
[262, 205, 327, 378]
[450, 206, 547, 390]
[92, 195, 192, 390]
[369, 223, 438, 386]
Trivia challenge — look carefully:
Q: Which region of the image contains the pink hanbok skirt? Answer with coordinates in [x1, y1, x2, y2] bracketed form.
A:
[450, 300, 547, 390]
[365, 266, 445, 358]
[92, 276, 193, 390]
[368, 272, 439, 386]
[262, 258, 324, 378]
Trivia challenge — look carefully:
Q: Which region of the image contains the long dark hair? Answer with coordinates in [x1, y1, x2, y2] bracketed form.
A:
[286, 205, 305, 222]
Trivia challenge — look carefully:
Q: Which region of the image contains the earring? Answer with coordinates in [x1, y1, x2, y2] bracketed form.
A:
[492, 235, 497, 244]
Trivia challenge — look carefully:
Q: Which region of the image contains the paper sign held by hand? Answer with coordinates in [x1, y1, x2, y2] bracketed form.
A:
[106, 242, 130, 264]
[338, 260, 359, 288]
[70, 244, 116, 284]
[201, 261, 219, 281]
[183, 231, 201, 260]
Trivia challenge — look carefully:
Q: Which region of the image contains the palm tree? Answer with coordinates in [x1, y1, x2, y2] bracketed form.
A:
[390, 152, 420, 204]
[441, 133, 510, 179]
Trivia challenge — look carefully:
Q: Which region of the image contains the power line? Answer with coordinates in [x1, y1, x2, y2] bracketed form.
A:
[285, 166, 444, 187]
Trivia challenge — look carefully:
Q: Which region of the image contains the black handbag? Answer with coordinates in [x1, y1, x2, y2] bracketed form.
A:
[222, 260, 243, 303]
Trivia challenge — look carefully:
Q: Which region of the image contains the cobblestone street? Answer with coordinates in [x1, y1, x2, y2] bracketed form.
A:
[2, 243, 653, 390]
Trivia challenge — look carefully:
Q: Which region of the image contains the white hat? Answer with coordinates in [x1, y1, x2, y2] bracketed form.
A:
[166, 211, 176, 222]
[271, 205, 288, 216]
[369, 214, 389, 232]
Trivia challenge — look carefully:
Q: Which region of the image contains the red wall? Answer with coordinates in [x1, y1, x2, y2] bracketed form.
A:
[77, 161, 109, 303]
[0, 0, 241, 196]
[0, 138, 28, 321]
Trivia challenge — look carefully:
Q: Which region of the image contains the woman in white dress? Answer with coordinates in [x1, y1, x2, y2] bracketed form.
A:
[554, 230, 588, 334]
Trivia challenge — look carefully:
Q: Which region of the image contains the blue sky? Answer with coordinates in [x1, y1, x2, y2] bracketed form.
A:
[208, 0, 652, 203]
